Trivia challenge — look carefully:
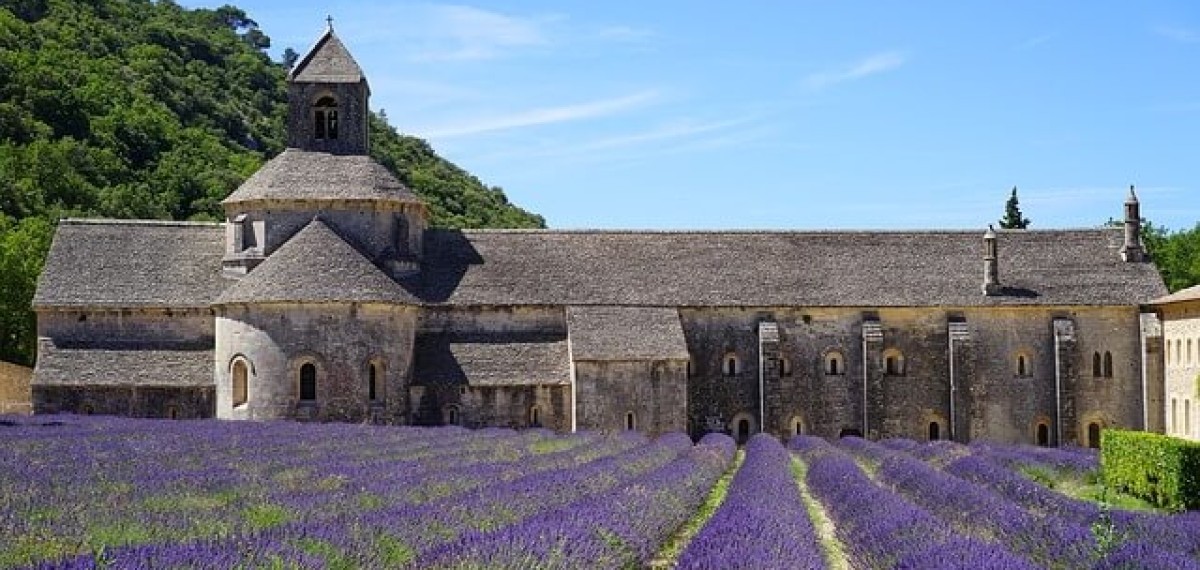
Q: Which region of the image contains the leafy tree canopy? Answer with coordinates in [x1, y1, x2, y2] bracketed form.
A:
[999, 186, 1031, 229]
[0, 0, 543, 365]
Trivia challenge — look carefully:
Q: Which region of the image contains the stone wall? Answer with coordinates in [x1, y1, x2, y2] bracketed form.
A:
[0, 361, 32, 415]
[33, 385, 213, 418]
[1161, 301, 1200, 440]
[573, 360, 688, 436]
[409, 384, 571, 431]
[37, 308, 213, 347]
[419, 306, 566, 335]
[681, 305, 1147, 445]
[215, 303, 416, 423]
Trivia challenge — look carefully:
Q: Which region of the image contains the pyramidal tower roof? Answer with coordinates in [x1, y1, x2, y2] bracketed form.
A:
[289, 22, 366, 85]
[214, 219, 417, 305]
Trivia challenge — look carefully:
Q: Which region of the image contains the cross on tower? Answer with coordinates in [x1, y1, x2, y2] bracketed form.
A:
[326, 15, 334, 30]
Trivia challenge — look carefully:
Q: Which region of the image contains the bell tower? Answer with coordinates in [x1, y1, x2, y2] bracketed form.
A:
[286, 19, 370, 155]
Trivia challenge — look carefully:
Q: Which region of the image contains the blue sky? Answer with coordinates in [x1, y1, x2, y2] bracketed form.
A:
[197, 1, 1199, 231]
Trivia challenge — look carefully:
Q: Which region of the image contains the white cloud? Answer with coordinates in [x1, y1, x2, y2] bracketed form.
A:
[804, 51, 907, 90]
[414, 90, 661, 138]
[408, 4, 551, 61]
[1153, 25, 1200, 44]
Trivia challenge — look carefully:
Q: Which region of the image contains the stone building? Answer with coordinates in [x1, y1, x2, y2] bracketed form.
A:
[0, 361, 32, 415]
[30, 26, 1171, 445]
[1150, 284, 1200, 440]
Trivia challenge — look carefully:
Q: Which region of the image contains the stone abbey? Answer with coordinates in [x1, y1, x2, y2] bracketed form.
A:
[30, 26, 1177, 446]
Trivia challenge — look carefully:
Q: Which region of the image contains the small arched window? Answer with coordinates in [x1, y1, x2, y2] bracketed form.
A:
[724, 353, 739, 377]
[313, 96, 339, 140]
[1036, 423, 1049, 447]
[929, 421, 941, 441]
[1172, 398, 1178, 433]
[1092, 352, 1102, 377]
[883, 349, 905, 376]
[530, 406, 541, 427]
[1103, 351, 1113, 378]
[780, 357, 793, 377]
[299, 362, 317, 401]
[232, 359, 248, 407]
[1190, 339, 1195, 365]
[445, 404, 461, 426]
[1016, 354, 1029, 377]
[625, 412, 637, 431]
[166, 405, 179, 420]
[792, 417, 804, 437]
[367, 361, 381, 402]
[1187, 400, 1192, 436]
[825, 351, 843, 376]
[1087, 422, 1101, 449]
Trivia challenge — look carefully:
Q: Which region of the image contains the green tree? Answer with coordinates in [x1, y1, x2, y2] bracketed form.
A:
[999, 186, 1031, 229]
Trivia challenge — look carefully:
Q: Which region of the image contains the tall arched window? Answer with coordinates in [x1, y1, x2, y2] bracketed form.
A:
[367, 361, 380, 402]
[1092, 352, 1102, 377]
[232, 359, 248, 407]
[625, 412, 636, 431]
[299, 363, 317, 401]
[1172, 398, 1178, 433]
[1087, 422, 1101, 449]
[445, 404, 460, 426]
[780, 357, 793, 377]
[883, 349, 905, 376]
[313, 96, 339, 140]
[1103, 351, 1113, 378]
[1187, 400, 1192, 436]
[530, 406, 541, 427]
[929, 421, 941, 441]
[1036, 423, 1049, 447]
[1016, 354, 1029, 377]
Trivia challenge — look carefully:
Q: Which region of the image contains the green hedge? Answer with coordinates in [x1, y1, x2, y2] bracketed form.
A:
[1101, 429, 1200, 512]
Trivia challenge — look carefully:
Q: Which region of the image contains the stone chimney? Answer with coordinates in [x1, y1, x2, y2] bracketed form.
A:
[983, 225, 1001, 296]
[1121, 185, 1144, 262]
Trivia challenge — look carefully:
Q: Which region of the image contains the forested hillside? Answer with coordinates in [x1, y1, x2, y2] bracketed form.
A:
[0, 0, 544, 365]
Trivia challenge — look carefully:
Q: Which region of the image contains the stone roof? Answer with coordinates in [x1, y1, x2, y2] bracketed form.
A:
[413, 333, 570, 387]
[33, 339, 212, 387]
[33, 220, 228, 309]
[215, 219, 418, 305]
[289, 28, 365, 84]
[567, 306, 689, 361]
[420, 228, 1167, 307]
[1150, 284, 1200, 306]
[222, 149, 421, 205]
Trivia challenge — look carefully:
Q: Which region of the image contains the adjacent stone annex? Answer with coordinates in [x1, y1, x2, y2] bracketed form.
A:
[30, 25, 1173, 445]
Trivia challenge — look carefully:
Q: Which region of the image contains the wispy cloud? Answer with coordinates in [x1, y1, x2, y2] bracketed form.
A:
[1013, 33, 1055, 51]
[408, 5, 552, 61]
[804, 51, 907, 90]
[414, 90, 661, 138]
[593, 25, 654, 42]
[1153, 24, 1200, 44]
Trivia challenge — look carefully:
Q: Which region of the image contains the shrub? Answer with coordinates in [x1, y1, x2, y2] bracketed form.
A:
[1102, 429, 1200, 512]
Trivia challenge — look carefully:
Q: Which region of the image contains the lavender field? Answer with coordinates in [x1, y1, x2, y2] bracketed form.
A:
[1, 417, 1199, 569]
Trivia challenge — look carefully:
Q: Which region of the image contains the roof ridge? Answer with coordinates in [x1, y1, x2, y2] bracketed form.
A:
[436, 227, 1119, 236]
[59, 218, 222, 228]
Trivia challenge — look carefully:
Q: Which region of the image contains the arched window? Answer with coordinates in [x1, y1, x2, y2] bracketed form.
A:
[232, 359, 248, 407]
[367, 361, 380, 402]
[1177, 340, 1183, 365]
[1087, 422, 1101, 449]
[1017, 354, 1028, 377]
[299, 362, 317, 401]
[1167, 341, 1173, 365]
[780, 357, 793, 377]
[1187, 400, 1192, 436]
[883, 349, 905, 376]
[1036, 423, 1049, 447]
[929, 421, 941, 441]
[1172, 398, 1178, 433]
[792, 418, 804, 437]
[166, 405, 179, 420]
[313, 96, 339, 140]
[445, 404, 460, 426]
[1092, 352, 1102, 377]
[530, 406, 541, 427]
[724, 353, 739, 377]
[825, 351, 843, 375]
[1190, 339, 1195, 365]
[625, 412, 636, 431]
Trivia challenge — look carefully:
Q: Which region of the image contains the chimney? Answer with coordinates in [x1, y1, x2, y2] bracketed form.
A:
[983, 225, 1001, 296]
[1121, 185, 1144, 262]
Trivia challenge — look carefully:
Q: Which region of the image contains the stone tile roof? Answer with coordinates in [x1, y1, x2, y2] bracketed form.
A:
[215, 219, 418, 305]
[413, 333, 570, 387]
[33, 220, 228, 309]
[289, 28, 365, 84]
[1150, 284, 1200, 305]
[420, 228, 1167, 307]
[222, 150, 421, 204]
[33, 339, 212, 387]
[567, 306, 689, 361]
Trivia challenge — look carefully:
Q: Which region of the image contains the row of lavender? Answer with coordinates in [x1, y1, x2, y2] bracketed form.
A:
[827, 436, 1200, 569]
[0, 416, 743, 569]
